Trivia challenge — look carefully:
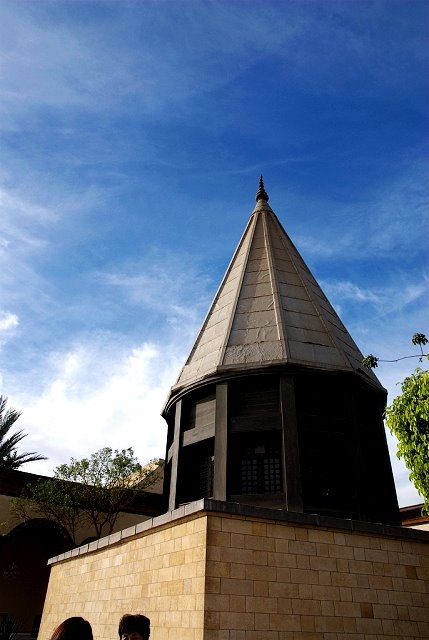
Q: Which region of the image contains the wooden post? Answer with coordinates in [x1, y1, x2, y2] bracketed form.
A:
[213, 383, 228, 501]
[280, 377, 303, 512]
[168, 399, 182, 511]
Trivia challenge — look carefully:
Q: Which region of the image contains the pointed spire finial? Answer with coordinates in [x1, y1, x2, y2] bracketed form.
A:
[255, 175, 269, 202]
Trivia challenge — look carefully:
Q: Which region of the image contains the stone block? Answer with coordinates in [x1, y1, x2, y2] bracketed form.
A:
[219, 611, 255, 630]
[314, 616, 345, 633]
[291, 598, 322, 615]
[290, 568, 319, 585]
[269, 581, 299, 598]
[312, 584, 341, 601]
[230, 564, 246, 580]
[268, 551, 297, 568]
[253, 581, 269, 597]
[245, 564, 276, 581]
[328, 545, 353, 563]
[220, 577, 253, 596]
[269, 613, 301, 631]
[309, 555, 337, 572]
[289, 540, 317, 556]
[355, 617, 383, 634]
[245, 595, 278, 613]
[229, 595, 246, 613]
[296, 555, 310, 569]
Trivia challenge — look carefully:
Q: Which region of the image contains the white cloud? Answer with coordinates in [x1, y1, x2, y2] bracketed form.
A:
[10, 335, 188, 476]
[0, 310, 19, 349]
[0, 310, 18, 332]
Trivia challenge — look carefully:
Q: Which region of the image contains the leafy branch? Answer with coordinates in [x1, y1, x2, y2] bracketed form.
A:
[362, 333, 428, 369]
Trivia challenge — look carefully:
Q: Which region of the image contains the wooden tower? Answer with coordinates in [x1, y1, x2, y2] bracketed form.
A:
[162, 178, 399, 524]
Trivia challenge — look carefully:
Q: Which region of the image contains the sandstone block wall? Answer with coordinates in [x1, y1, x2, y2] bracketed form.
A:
[39, 501, 428, 640]
[39, 511, 207, 640]
[204, 512, 429, 639]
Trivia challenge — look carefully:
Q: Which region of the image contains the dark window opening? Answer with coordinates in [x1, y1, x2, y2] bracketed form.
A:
[177, 438, 214, 504]
[230, 432, 283, 495]
[241, 444, 282, 494]
[299, 420, 356, 516]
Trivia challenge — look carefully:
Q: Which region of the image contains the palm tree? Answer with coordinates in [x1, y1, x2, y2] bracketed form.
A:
[0, 395, 47, 470]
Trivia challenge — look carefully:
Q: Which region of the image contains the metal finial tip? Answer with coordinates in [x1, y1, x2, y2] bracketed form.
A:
[256, 175, 269, 202]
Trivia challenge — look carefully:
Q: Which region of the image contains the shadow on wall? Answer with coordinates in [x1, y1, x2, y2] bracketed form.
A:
[0, 519, 71, 635]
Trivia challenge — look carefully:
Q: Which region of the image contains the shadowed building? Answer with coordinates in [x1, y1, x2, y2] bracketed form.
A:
[163, 177, 399, 525]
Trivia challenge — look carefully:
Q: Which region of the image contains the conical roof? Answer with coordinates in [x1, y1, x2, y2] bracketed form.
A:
[172, 178, 382, 392]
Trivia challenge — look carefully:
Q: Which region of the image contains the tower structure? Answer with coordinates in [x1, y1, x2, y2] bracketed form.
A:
[162, 178, 399, 524]
[38, 180, 428, 640]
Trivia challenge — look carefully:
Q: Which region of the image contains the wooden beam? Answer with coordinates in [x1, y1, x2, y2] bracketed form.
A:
[280, 377, 303, 512]
[168, 399, 182, 511]
[213, 383, 228, 501]
[182, 421, 215, 446]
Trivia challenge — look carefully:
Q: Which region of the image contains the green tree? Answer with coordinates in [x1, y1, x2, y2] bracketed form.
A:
[0, 395, 46, 470]
[363, 333, 429, 514]
[385, 368, 429, 514]
[14, 447, 162, 545]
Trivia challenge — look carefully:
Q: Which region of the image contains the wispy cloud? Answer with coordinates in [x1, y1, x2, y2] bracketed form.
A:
[294, 160, 428, 262]
[321, 277, 428, 322]
[1, 2, 284, 124]
[322, 281, 382, 305]
[2, 0, 423, 130]
[0, 185, 56, 255]
[98, 247, 213, 326]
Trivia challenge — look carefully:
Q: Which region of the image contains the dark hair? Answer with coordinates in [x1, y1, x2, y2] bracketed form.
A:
[118, 614, 150, 639]
[50, 617, 93, 640]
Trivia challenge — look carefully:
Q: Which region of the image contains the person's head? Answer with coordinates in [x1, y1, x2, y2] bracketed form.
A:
[50, 617, 93, 640]
[118, 614, 150, 640]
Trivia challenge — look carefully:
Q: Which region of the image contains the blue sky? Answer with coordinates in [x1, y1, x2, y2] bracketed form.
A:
[0, 0, 427, 507]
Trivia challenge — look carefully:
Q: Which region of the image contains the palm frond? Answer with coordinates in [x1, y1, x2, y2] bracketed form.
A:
[0, 395, 47, 470]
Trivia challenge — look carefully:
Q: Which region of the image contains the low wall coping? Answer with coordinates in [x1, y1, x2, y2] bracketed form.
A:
[47, 498, 428, 565]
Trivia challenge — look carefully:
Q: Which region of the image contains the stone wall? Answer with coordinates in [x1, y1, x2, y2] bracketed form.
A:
[39, 500, 428, 640]
[39, 507, 207, 640]
[204, 509, 429, 639]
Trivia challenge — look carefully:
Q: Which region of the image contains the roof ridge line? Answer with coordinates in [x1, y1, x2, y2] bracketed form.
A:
[262, 209, 290, 361]
[217, 210, 259, 368]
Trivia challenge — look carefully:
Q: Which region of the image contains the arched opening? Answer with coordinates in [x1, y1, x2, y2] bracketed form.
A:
[0, 518, 71, 634]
